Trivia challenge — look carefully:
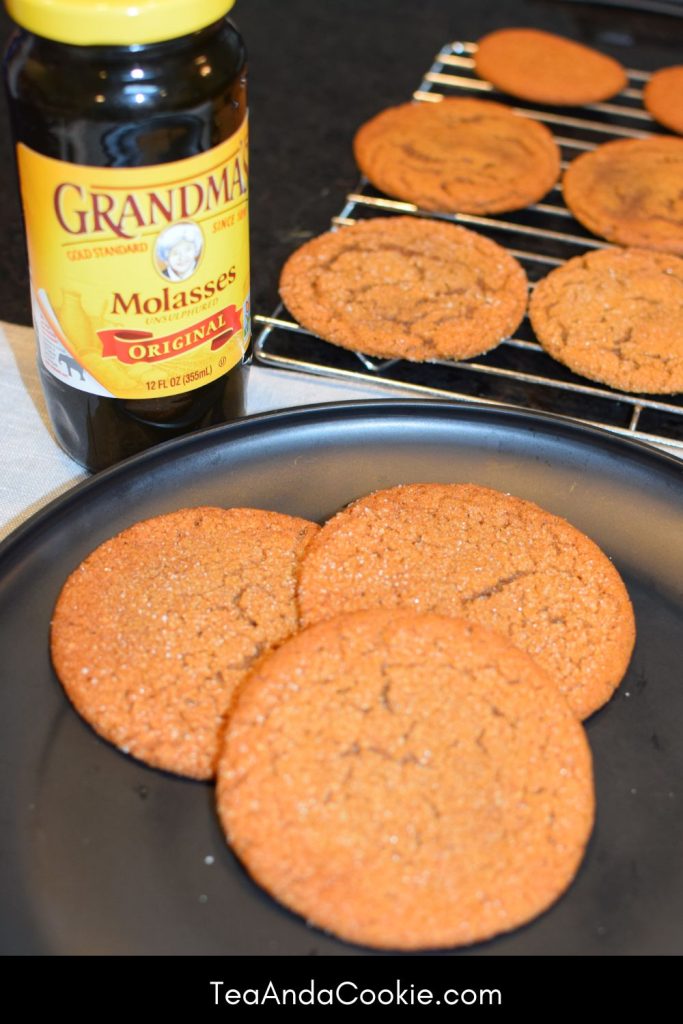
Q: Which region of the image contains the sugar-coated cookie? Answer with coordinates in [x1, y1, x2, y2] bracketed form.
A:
[297, 483, 635, 719]
[563, 138, 683, 255]
[530, 247, 683, 394]
[279, 216, 528, 362]
[475, 28, 627, 105]
[51, 506, 319, 779]
[217, 610, 595, 950]
[353, 97, 561, 214]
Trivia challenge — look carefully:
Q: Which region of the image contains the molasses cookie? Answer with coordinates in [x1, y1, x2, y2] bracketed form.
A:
[279, 216, 528, 362]
[643, 67, 683, 136]
[563, 137, 683, 255]
[217, 610, 595, 950]
[530, 247, 683, 394]
[51, 507, 319, 779]
[475, 28, 627, 105]
[353, 97, 561, 214]
[297, 483, 635, 720]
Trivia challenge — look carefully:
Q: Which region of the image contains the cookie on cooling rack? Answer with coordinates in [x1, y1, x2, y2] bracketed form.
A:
[217, 610, 595, 950]
[643, 67, 683, 135]
[529, 247, 683, 394]
[353, 97, 561, 214]
[297, 483, 636, 720]
[563, 137, 683, 255]
[474, 28, 627, 105]
[279, 216, 528, 362]
[51, 506, 319, 779]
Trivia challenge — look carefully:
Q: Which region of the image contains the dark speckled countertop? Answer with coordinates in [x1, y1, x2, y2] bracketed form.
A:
[0, 0, 682, 327]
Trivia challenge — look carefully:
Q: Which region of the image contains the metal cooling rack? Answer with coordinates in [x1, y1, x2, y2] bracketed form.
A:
[254, 40, 683, 451]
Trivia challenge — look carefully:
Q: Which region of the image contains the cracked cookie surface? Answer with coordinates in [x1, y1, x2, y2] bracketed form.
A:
[563, 138, 683, 255]
[297, 484, 635, 720]
[529, 247, 683, 394]
[279, 216, 528, 362]
[216, 610, 594, 950]
[51, 507, 319, 779]
[353, 98, 561, 214]
[474, 28, 626, 105]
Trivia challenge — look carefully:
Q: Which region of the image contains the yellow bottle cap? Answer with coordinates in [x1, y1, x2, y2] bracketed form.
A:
[5, 0, 236, 46]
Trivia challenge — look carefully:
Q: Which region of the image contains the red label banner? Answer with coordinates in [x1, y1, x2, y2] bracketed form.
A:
[98, 305, 242, 364]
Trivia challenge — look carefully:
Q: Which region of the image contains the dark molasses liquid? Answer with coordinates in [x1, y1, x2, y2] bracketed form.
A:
[4, 18, 248, 471]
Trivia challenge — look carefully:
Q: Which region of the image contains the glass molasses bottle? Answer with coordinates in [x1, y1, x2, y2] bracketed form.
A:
[4, 0, 250, 471]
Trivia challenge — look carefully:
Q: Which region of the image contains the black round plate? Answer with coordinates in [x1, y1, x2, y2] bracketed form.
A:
[2, 400, 682, 955]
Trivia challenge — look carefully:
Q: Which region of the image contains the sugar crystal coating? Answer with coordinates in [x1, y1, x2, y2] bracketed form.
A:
[217, 610, 595, 950]
[280, 216, 528, 363]
[297, 483, 635, 719]
[529, 247, 683, 394]
[51, 506, 319, 779]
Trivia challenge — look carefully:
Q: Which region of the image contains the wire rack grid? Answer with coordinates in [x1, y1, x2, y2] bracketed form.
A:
[253, 40, 683, 451]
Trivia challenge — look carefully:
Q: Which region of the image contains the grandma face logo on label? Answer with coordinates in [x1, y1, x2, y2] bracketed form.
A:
[153, 222, 204, 282]
[17, 118, 250, 399]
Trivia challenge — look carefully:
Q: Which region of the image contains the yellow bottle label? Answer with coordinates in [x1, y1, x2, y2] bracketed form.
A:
[16, 118, 250, 399]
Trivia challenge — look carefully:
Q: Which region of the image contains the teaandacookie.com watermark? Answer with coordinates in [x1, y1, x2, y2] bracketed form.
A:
[210, 979, 503, 1007]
